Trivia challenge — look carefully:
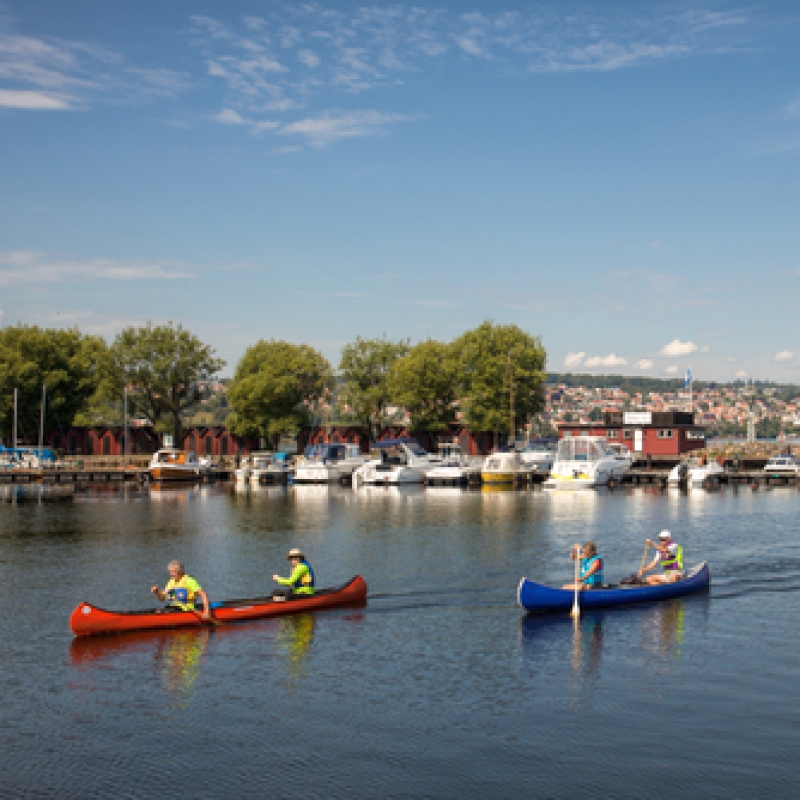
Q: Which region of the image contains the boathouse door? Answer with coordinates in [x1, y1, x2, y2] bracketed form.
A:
[633, 429, 644, 453]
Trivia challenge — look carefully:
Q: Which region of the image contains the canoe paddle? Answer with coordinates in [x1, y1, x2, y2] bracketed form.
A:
[570, 544, 580, 618]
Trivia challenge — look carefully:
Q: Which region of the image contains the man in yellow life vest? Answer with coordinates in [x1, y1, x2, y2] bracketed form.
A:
[151, 560, 214, 621]
[272, 548, 315, 602]
[639, 530, 685, 584]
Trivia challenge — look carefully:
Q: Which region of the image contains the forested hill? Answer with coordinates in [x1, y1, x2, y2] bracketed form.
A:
[546, 373, 797, 394]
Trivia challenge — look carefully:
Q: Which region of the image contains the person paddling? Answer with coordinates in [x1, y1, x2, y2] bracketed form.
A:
[151, 560, 214, 621]
[562, 541, 604, 590]
[272, 548, 315, 601]
[639, 530, 684, 584]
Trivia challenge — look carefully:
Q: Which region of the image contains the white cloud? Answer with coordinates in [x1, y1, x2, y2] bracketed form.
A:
[564, 351, 585, 369]
[659, 338, 698, 357]
[584, 354, 627, 368]
[0, 251, 194, 286]
[635, 359, 654, 369]
[700, 344, 710, 353]
[298, 49, 320, 68]
[774, 350, 794, 362]
[0, 89, 72, 109]
[214, 108, 245, 124]
[665, 366, 679, 374]
[279, 110, 412, 146]
[735, 370, 748, 379]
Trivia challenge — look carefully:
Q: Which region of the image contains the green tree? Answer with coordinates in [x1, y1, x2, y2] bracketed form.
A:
[338, 335, 410, 437]
[107, 323, 225, 443]
[227, 340, 331, 447]
[452, 321, 547, 439]
[388, 340, 457, 431]
[0, 326, 107, 443]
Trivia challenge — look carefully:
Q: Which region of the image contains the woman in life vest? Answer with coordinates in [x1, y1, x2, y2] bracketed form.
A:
[562, 541, 604, 590]
[639, 530, 684, 584]
[272, 547, 315, 601]
[151, 560, 213, 620]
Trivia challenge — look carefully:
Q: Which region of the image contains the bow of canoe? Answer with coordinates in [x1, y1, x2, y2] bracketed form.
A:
[70, 575, 368, 636]
[517, 562, 709, 614]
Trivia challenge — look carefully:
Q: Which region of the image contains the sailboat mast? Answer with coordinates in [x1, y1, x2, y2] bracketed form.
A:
[39, 384, 46, 457]
[509, 351, 515, 446]
[12, 387, 17, 449]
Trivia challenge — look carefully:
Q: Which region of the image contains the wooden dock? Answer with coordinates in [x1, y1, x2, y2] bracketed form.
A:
[0, 468, 233, 485]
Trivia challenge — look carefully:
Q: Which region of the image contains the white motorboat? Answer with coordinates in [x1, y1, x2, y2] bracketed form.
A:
[352, 439, 436, 486]
[244, 452, 274, 485]
[251, 452, 293, 484]
[667, 456, 724, 486]
[518, 439, 558, 473]
[544, 436, 628, 489]
[294, 443, 368, 484]
[481, 449, 529, 485]
[234, 455, 253, 484]
[607, 442, 634, 471]
[425, 443, 482, 486]
[149, 448, 206, 482]
[763, 454, 800, 475]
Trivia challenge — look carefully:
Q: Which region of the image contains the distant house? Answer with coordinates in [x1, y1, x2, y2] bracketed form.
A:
[557, 411, 706, 457]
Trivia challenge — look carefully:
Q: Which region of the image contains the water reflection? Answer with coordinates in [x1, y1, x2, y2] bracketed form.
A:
[70, 628, 212, 708]
[1, 484, 78, 503]
[275, 613, 316, 685]
[519, 599, 693, 686]
[149, 483, 210, 503]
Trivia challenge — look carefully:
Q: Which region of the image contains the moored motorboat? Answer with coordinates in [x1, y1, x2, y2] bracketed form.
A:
[481, 449, 529, 485]
[517, 562, 709, 613]
[425, 443, 482, 486]
[352, 438, 436, 486]
[149, 448, 206, 481]
[544, 435, 629, 489]
[667, 457, 723, 486]
[70, 575, 368, 636]
[294, 443, 368, 484]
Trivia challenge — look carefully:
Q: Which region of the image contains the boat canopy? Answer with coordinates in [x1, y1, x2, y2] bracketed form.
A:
[373, 438, 427, 455]
[557, 436, 614, 462]
[304, 443, 347, 461]
[0, 446, 56, 461]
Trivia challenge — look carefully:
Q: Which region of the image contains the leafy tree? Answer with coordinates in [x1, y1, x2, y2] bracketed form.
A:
[0, 326, 106, 443]
[227, 340, 331, 447]
[107, 323, 225, 443]
[452, 321, 547, 438]
[338, 335, 410, 437]
[388, 340, 457, 431]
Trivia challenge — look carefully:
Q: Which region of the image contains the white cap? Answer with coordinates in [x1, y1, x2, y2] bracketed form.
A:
[658, 530, 671, 539]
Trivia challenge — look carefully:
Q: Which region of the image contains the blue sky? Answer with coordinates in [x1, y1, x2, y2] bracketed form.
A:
[2, 1, 800, 382]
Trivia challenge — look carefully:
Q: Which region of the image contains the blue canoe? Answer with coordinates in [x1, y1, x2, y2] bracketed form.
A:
[517, 562, 710, 614]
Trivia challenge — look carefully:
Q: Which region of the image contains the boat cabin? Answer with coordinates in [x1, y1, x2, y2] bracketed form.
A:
[303, 443, 362, 463]
[372, 438, 428, 467]
[555, 436, 615, 463]
[154, 448, 196, 465]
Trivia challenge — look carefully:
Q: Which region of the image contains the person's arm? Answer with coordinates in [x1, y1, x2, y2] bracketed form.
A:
[197, 588, 212, 620]
[639, 556, 660, 576]
[151, 584, 166, 601]
[275, 563, 306, 587]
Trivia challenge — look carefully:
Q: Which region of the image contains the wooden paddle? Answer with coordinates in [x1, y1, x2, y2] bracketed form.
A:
[570, 544, 581, 618]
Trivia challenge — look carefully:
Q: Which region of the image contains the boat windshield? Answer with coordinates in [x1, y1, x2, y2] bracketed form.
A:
[557, 438, 609, 463]
[407, 444, 428, 457]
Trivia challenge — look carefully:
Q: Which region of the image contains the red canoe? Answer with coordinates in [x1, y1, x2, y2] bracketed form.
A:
[70, 576, 368, 637]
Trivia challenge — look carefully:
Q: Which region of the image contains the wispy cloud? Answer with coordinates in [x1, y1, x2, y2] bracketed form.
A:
[584, 353, 627, 368]
[0, 251, 194, 286]
[280, 109, 412, 146]
[774, 350, 794, 362]
[192, 6, 751, 144]
[635, 358, 654, 369]
[0, 26, 190, 111]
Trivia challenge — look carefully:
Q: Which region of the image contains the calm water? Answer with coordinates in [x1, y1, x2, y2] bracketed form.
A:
[1, 482, 798, 798]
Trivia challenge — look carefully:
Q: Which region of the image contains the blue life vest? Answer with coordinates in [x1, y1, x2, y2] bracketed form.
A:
[580, 555, 603, 587]
[292, 561, 315, 592]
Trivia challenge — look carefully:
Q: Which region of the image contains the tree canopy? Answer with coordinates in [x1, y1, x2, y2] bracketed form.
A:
[388, 340, 457, 431]
[338, 335, 410, 435]
[452, 321, 547, 436]
[227, 340, 331, 446]
[107, 323, 225, 442]
[0, 326, 106, 442]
